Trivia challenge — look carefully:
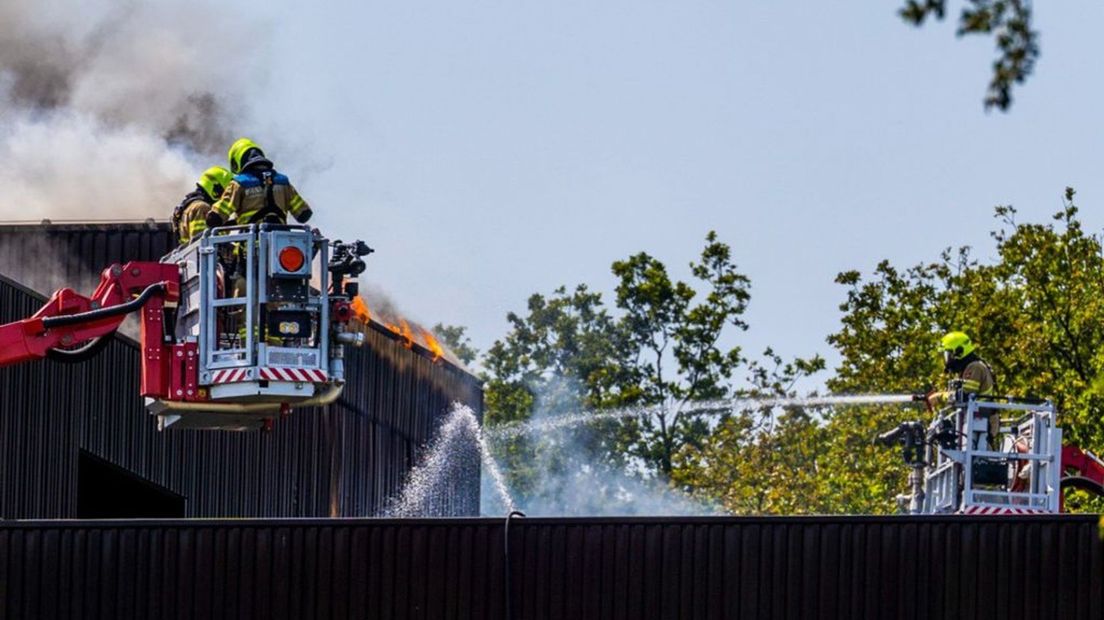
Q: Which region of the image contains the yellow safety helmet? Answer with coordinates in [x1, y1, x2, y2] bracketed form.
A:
[197, 166, 232, 201]
[940, 331, 976, 361]
[227, 138, 264, 174]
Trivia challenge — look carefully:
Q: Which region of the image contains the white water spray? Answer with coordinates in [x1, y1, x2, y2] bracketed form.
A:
[387, 403, 516, 517]
[386, 393, 916, 517]
[487, 393, 916, 440]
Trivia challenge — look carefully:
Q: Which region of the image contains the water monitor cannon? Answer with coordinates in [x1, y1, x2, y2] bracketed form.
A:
[329, 239, 374, 297]
[874, 420, 927, 466]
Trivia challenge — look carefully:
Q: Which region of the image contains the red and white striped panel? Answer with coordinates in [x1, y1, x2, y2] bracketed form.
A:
[211, 368, 251, 384]
[961, 505, 1047, 516]
[258, 367, 327, 384]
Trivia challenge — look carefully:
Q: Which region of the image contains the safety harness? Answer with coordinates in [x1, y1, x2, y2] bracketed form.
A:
[251, 169, 286, 224]
[239, 157, 286, 225]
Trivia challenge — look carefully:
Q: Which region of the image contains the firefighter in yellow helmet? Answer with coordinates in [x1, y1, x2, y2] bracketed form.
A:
[205, 138, 313, 229]
[172, 166, 233, 245]
[927, 331, 999, 447]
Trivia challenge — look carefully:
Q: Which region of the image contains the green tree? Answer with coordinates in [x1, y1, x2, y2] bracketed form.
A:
[671, 349, 828, 514]
[483, 231, 764, 480]
[482, 284, 632, 427]
[480, 285, 634, 499]
[899, 0, 1038, 110]
[431, 323, 480, 366]
[610, 231, 752, 475]
[827, 188, 1104, 511]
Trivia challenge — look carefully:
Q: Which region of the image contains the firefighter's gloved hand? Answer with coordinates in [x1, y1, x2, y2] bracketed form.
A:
[205, 211, 226, 229]
[295, 208, 313, 224]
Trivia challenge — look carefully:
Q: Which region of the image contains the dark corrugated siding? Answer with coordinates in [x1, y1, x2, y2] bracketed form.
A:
[0, 274, 482, 518]
[0, 221, 174, 296]
[0, 277, 78, 518]
[0, 515, 1099, 619]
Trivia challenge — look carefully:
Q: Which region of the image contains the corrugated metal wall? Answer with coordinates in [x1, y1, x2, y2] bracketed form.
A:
[0, 267, 482, 518]
[0, 277, 79, 518]
[0, 222, 174, 298]
[0, 515, 1099, 620]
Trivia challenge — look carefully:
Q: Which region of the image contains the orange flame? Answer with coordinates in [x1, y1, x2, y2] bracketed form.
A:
[351, 295, 371, 323]
[399, 319, 414, 349]
[356, 295, 445, 362]
[421, 329, 444, 362]
[384, 320, 414, 348]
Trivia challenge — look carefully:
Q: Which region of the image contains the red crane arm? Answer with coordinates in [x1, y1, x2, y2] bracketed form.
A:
[1062, 444, 1104, 488]
[0, 262, 179, 368]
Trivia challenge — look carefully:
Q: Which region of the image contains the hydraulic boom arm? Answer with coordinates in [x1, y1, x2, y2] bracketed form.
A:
[0, 262, 179, 368]
[1061, 444, 1104, 496]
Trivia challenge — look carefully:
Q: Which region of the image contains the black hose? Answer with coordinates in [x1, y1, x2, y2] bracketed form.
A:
[41, 282, 167, 328]
[504, 510, 526, 620]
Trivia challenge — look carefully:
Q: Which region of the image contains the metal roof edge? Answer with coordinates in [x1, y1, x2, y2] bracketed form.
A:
[0, 219, 171, 231]
[1, 513, 1098, 528]
[366, 319, 483, 383]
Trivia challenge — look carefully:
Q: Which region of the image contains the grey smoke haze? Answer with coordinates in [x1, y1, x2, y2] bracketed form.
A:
[0, 0, 267, 220]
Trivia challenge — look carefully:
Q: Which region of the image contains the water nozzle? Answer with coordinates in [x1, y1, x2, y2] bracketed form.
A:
[875, 426, 904, 446]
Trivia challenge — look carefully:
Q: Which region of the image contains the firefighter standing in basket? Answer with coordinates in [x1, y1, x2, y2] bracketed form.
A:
[206, 138, 314, 228]
[172, 166, 233, 245]
[926, 331, 998, 449]
[205, 138, 315, 300]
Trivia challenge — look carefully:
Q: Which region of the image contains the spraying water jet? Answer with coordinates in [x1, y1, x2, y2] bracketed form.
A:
[386, 393, 924, 517]
[387, 403, 516, 517]
[486, 393, 918, 441]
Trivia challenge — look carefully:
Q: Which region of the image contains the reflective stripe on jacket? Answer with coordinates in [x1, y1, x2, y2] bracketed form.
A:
[930, 357, 996, 405]
[212, 170, 310, 225]
[177, 196, 213, 245]
[960, 359, 995, 395]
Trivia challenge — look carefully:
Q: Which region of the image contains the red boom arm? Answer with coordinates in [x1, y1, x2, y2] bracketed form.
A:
[0, 262, 179, 375]
[1062, 444, 1104, 488]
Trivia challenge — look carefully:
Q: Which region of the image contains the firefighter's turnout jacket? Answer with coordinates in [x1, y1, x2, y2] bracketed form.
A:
[211, 166, 311, 226]
[961, 357, 998, 443]
[959, 358, 996, 397]
[174, 190, 214, 245]
[933, 355, 998, 446]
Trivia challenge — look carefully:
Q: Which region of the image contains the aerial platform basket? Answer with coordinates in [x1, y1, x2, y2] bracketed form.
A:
[879, 394, 1104, 514]
[150, 224, 366, 430]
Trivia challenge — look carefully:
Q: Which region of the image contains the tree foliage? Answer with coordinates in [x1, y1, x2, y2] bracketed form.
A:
[899, 0, 1039, 110]
[609, 231, 754, 475]
[826, 188, 1104, 511]
[478, 191, 1104, 514]
[432, 323, 479, 366]
[677, 189, 1104, 514]
[831, 188, 1104, 448]
[671, 350, 830, 514]
[483, 284, 632, 427]
[483, 232, 794, 484]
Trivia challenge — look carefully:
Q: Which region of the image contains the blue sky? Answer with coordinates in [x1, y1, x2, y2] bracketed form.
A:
[248, 0, 1104, 385]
